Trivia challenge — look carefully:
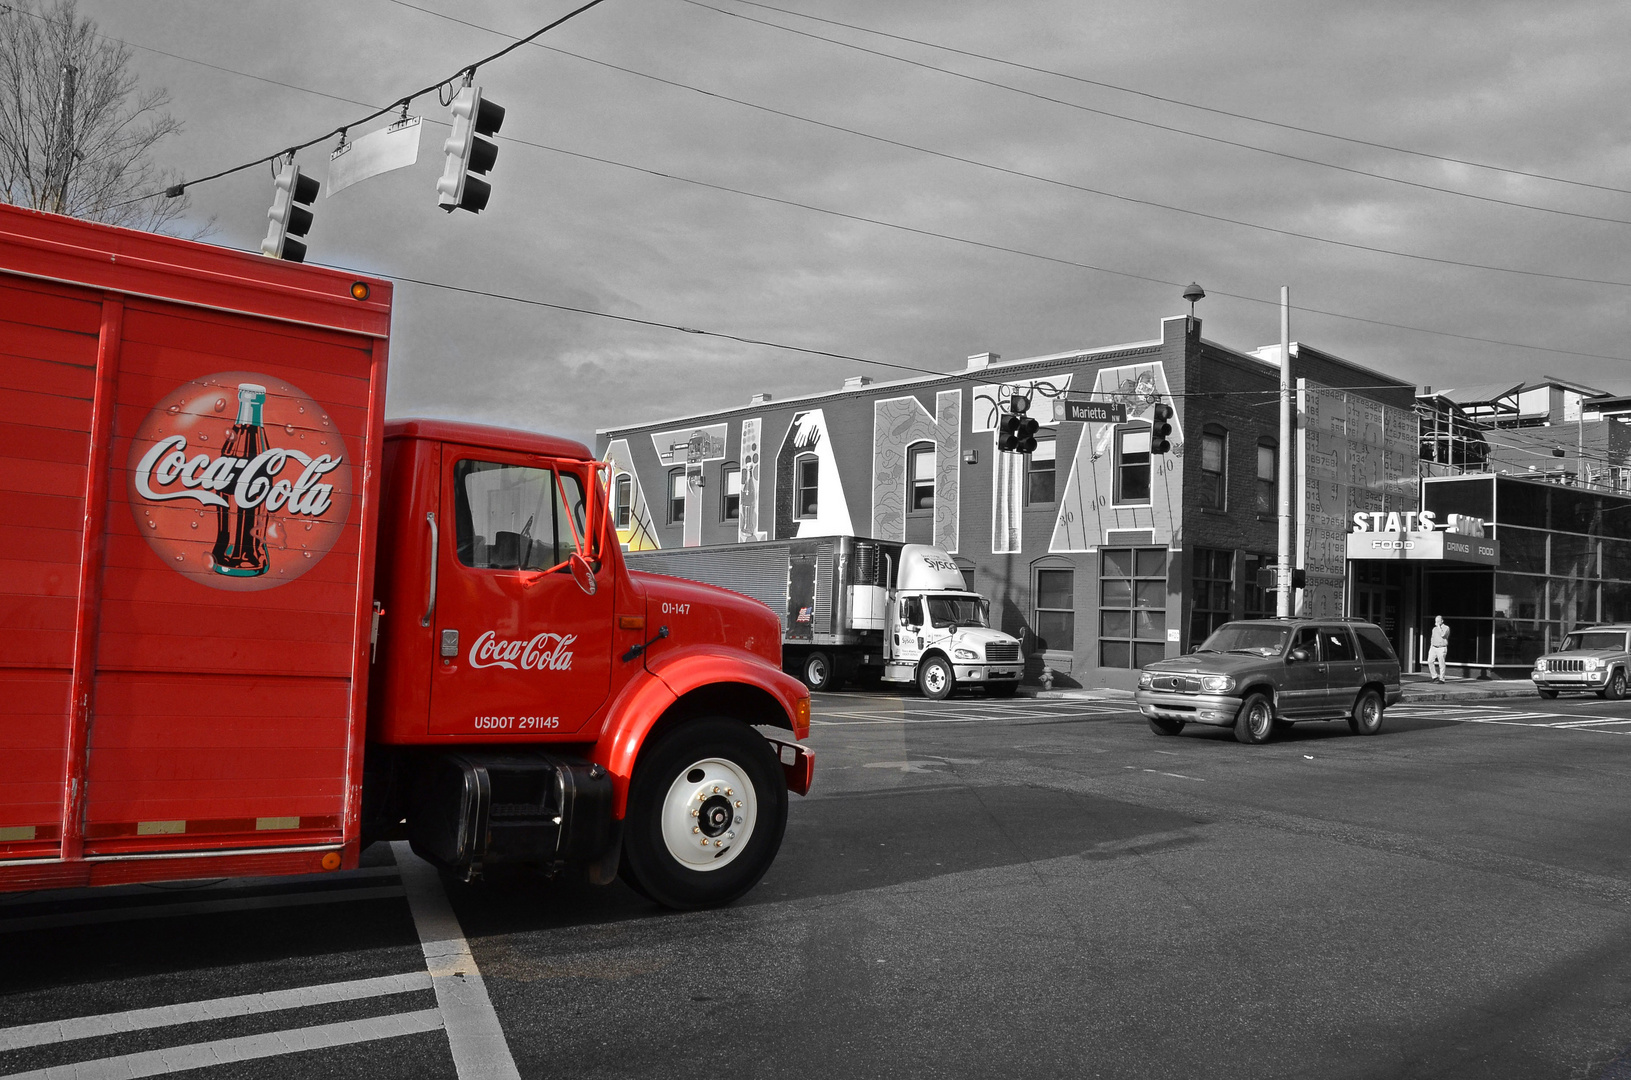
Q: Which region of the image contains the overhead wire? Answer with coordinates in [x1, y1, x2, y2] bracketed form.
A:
[49, 3, 1631, 370]
[708, 0, 1631, 200]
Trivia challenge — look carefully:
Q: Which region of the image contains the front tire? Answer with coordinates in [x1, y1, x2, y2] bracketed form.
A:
[619, 718, 788, 910]
[1235, 692, 1274, 744]
[802, 650, 839, 692]
[918, 656, 955, 700]
[1604, 669, 1627, 701]
[1348, 688, 1384, 735]
[1148, 715, 1184, 736]
[1537, 687, 1558, 699]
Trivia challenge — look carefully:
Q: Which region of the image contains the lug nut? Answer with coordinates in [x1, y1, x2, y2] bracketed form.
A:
[713, 785, 721, 793]
[692, 826, 700, 834]
[714, 840, 722, 847]
[734, 815, 743, 824]
[735, 800, 742, 807]
[725, 788, 733, 796]
[700, 839, 709, 846]
[690, 808, 698, 817]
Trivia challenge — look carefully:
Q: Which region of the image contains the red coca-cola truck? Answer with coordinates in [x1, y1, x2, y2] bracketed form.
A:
[0, 204, 812, 909]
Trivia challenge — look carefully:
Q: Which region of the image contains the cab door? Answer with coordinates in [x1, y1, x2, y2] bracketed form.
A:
[429, 452, 613, 738]
[1279, 626, 1327, 717]
[892, 594, 926, 664]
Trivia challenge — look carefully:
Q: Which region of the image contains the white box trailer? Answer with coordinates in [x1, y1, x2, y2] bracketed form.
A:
[627, 537, 1024, 699]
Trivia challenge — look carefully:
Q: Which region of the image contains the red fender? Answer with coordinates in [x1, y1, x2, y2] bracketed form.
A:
[593, 645, 811, 816]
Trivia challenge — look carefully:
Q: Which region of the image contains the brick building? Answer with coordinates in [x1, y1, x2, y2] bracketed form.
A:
[597, 315, 1418, 690]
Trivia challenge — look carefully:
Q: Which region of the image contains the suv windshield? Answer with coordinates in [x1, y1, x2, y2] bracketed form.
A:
[1561, 631, 1628, 652]
[1197, 623, 1290, 656]
[925, 595, 990, 629]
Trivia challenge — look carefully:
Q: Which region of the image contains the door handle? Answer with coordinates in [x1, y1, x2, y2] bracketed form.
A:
[421, 511, 439, 627]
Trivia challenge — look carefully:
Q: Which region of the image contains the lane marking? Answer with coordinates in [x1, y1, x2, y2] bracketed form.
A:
[0, 1009, 443, 1080]
[0, 971, 432, 1052]
[0, 886, 405, 934]
[1124, 766, 1205, 781]
[393, 842, 521, 1080]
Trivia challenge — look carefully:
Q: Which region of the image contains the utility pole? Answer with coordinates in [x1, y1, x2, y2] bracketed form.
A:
[47, 64, 78, 213]
[1277, 287, 1294, 617]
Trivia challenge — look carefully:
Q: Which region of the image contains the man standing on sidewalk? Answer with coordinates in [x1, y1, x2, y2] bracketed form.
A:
[1427, 615, 1450, 682]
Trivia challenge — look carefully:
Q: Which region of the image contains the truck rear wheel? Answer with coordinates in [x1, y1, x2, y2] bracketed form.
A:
[620, 718, 788, 910]
[802, 650, 840, 692]
[918, 655, 955, 700]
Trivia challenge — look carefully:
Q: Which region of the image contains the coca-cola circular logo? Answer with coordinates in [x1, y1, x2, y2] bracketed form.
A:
[126, 371, 354, 591]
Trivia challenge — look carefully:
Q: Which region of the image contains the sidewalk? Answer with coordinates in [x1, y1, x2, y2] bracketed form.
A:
[1020, 671, 1540, 705]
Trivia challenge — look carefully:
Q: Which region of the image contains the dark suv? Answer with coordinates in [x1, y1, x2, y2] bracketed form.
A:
[1135, 619, 1403, 744]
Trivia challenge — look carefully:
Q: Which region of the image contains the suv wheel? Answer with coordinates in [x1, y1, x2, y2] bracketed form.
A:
[1148, 715, 1184, 736]
[1234, 693, 1274, 744]
[1537, 687, 1558, 699]
[1600, 668, 1627, 700]
[1348, 688, 1384, 736]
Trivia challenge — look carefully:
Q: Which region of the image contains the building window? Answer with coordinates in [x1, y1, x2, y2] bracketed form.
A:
[1256, 438, 1277, 515]
[1200, 427, 1226, 510]
[908, 442, 935, 512]
[1034, 567, 1074, 652]
[1027, 434, 1056, 504]
[1191, 547, 1233, 645]
[667, 468, 686, 524]
[795, 453, 819, 518]
[721, 463, 741, 521]
[1101, 547, 1167, 668]
[614, 474, 632, 529]
[1115, 425, 1151, 505]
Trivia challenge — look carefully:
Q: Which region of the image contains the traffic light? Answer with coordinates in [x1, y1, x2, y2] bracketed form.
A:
[1150, 402, 1173, 454]
[437, 85, 506, 213]
[998, 413, 1021, 453]
[261, 163, 319, 262]
[1016, 415, 1040, 454]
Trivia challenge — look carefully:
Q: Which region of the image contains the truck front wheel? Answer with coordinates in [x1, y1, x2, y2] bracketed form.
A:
[620, 718, 788, 910]
[918, 656, 955, 700]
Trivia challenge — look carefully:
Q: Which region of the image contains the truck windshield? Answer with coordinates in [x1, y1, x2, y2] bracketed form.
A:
[925, 595, 989, 629]
[1197, 623, 1289, 656]
[1561, 631, 1628, 652]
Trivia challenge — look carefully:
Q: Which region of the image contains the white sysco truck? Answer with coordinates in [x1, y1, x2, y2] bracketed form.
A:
[626, 537, 1024, 698]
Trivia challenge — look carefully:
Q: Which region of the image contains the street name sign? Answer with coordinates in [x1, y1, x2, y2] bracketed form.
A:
[1053, 398, 1128, 424]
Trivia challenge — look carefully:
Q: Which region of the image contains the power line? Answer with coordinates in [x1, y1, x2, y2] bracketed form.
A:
[708, 0, 1631, 201]
[392, 1, 1631, 290]
[63, 6, 1631, 367]
[104, 0, 613, 208]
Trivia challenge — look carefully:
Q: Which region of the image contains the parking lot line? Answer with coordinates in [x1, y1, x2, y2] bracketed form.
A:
[0, 1009, 444, 1080]
[0, 972, 432, 1052]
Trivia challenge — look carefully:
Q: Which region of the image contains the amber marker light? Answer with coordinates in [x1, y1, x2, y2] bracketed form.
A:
[321, 852, 342, 870]
[349, 281, 371, 301]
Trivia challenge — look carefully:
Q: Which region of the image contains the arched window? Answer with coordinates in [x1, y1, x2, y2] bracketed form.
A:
[907, 442, 935, 512]
[794, 453, 819, 518]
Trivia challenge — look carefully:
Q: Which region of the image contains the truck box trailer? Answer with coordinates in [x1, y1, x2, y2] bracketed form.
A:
[627, 537, 1023, 698]
[0, 204, 811, 909]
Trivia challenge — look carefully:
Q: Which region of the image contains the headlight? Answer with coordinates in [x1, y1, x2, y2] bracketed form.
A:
[1200, 675, 1235, 693]
[954, 648, 978, 660]
[1138, 671, 1154, 688]
[1534, 659, 1548, 672]
[1585, 656, 1605, 670]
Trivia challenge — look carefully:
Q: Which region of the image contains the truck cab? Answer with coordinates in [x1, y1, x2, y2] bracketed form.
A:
[365, 420, 813, 908]
[878, 546, 1023, 699]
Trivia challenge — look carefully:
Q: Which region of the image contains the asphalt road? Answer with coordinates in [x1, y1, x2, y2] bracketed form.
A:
[5, 690, 1631, 1080]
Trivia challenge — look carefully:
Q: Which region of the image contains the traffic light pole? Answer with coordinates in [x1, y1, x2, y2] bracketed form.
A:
[1276, 286, 1294, 618]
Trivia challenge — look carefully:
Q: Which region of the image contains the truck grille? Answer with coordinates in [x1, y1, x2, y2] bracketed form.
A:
[985, 642, 1020, 663]
[1151, 675, 1203, 693]
[1550, 659, 1586, 673]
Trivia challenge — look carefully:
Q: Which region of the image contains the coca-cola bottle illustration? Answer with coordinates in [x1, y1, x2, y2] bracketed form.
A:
[212, 382, 270, 576]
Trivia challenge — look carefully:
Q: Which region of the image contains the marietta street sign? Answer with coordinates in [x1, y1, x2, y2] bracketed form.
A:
[1052, 398, 1129, 424]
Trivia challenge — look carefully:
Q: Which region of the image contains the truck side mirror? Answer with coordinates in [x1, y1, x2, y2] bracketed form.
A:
[1289, 647, 1311, 663]
[569, 551, 597, 596]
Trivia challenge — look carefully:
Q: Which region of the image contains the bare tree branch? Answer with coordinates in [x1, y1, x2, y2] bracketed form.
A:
[0, 0, 198, 233]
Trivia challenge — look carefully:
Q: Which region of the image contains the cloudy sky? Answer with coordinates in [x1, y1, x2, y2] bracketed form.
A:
[69, 0, 1631, 445]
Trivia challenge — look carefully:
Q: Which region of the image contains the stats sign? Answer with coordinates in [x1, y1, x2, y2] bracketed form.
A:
[1346, 510, 1499, 565]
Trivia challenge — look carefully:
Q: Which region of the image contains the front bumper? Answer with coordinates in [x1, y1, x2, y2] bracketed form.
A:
[955, 665, 1021, 682]
[1532, 670, 1607, 690]
[1133, 689, 1244, 727]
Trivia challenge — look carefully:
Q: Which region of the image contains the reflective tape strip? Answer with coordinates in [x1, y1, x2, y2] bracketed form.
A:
[0, 826, 38, 842]
[255, 817, 300, 830]
[135, 821, 185, 835]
